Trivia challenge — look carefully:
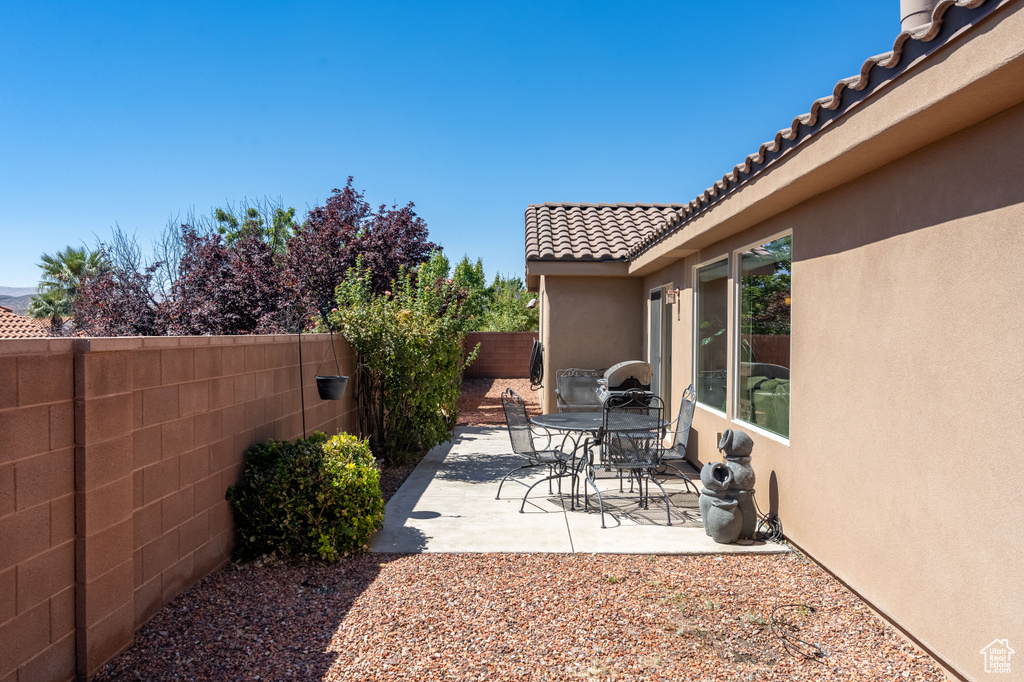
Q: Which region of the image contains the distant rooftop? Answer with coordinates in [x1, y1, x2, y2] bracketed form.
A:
[0, 305, 52, 339]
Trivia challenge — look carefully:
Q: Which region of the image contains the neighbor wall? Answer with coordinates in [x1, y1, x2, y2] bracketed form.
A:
[0, 333, 356, 682]
[0, 339, 77, 682]
[463, 332, 538, 378]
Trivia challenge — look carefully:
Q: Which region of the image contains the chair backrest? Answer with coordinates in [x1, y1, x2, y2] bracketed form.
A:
[601, 390, 663, 467]
[501, 388, 535, 455]
[741, 362, 790, 381]
[672, 383, 697, 451]
[555, 368, 604, 413]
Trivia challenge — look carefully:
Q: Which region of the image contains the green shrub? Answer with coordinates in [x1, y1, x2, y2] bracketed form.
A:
[327, 251, 478, 464]
[226, 432, 385, 562]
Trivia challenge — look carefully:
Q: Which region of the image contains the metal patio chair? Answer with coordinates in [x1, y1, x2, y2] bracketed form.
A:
[554, 368, 604, 412]
[498, 388, 575, 513]
[657, 383, 700, 493]
[583, 390, 672, 528]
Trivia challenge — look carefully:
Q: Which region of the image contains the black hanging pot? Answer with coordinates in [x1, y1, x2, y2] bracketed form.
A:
[313, 304, 349, 401]
[316, 375, 349, 401]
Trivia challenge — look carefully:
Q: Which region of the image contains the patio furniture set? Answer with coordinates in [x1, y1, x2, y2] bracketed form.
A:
[498, 363, 698, 528]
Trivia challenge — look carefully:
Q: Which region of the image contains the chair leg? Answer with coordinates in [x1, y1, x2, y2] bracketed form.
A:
[519, 463, 569, 513]
[572, 455, 587, 510]
[586, 473, 607, 528]
[496, 462, 541, 500]
[645, 471, 673, 526]
[666, 461, 700, 495]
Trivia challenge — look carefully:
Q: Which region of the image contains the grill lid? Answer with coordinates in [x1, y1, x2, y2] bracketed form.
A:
[603, 361, 652, 391]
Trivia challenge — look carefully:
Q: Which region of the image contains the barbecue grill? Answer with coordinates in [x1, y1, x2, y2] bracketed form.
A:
[596, 360, 653, 405]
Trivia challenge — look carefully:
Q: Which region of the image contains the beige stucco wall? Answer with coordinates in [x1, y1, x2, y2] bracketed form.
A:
[529, 7, 1024, 677]
[538, 276, 642, 414]
[634, 100, 1024, 681]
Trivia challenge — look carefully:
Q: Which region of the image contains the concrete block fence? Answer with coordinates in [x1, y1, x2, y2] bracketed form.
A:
[0, 334, 356, 681]
[463, 332, 538, 378]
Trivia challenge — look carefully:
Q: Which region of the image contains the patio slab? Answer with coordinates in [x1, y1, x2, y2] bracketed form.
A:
[370, 425, 788, 555]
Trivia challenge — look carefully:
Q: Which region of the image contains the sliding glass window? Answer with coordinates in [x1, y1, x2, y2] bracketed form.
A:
[737, 235, 791, 438]
[694, 258, 728, 411]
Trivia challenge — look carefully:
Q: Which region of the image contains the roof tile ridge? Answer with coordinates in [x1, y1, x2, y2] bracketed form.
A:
[914, 0, 988, 41]
[627, 0, 997, 261]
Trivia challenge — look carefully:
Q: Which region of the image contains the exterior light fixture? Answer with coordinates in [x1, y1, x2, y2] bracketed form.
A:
[664, 288, 682, 305]
[526, 298, 538, 309]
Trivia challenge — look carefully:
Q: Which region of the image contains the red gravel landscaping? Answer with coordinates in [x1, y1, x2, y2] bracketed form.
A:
[457, 377, 539, 427]
[95, 553, 944, 681]
[93, 378, 947, 681]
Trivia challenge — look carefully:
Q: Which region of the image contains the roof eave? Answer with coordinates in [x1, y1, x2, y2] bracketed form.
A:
[629, 0, 1024, 275]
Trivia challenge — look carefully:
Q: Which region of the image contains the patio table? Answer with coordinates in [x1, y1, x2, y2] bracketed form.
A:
[530, 411, 667, 507]
[530, 411, 666, 435]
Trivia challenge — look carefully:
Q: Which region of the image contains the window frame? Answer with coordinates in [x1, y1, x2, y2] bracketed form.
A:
[730, 230, 793, 444]
[691, 254, 730, 419]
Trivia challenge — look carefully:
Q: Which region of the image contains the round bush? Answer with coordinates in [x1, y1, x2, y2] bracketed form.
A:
[226, 431, 385, 561]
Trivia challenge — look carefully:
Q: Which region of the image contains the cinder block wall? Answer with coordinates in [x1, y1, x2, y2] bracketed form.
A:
[0, 339, 77, 682]
[0, 333, 356, 682]
[463, 332, 538, 378]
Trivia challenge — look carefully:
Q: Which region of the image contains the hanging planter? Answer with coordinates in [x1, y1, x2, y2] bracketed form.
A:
[315, 306, 348, 401]
[316, 374, 349, 401]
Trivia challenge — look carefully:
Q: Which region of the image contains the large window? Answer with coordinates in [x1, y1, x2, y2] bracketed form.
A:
[737, 235, 791, 438]
[694, 259, 728, 411]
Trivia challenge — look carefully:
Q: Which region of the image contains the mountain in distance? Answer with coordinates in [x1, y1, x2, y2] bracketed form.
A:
[0, 287, 38, 315]
[0, 286, 38, 297]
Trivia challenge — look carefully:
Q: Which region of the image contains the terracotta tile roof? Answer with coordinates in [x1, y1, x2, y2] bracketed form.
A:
[525, 203, 688, 261]
[624, 0, 998, 259]
[0, 305, 52, 338]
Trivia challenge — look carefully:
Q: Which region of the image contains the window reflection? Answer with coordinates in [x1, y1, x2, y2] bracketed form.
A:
[695, 259, 728, 410]
[738, 235, 791, 438]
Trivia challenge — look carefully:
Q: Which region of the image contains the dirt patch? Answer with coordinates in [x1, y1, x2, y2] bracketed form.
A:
[457, 377, 540, 426]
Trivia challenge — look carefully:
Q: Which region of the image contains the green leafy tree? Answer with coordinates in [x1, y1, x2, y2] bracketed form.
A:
[213, 199, 298, 255]
[451, 255, 488, 328]
[740, 236, 791, 336]
[482, 274, 538, 332]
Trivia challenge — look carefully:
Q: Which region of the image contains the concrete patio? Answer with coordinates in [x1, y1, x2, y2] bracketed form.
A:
[371, 426, 789, 555]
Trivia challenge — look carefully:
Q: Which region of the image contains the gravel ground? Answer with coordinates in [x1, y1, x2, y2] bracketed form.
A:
[95, 553, 943, 681]
[457, 377, 540, 427]
[93, 379, 946, 681]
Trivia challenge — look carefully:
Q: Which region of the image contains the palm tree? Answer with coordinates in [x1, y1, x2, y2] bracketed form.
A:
[37, 246, 107, 301]
[32, 245, 108, 332]
[28, 289, 71, 335]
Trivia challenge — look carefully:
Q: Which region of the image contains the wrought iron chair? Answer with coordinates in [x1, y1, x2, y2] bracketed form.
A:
[657, 383, 700, 493]
[554, 368, 604, 413]
[583, 389, 672, 528]
[498, 388, 575, 513]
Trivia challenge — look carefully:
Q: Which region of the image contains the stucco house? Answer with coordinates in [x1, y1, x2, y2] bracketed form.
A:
[524, 0, 1023, 679]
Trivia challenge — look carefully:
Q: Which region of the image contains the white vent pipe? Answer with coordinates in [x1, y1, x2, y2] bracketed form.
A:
[901, 0, 938, 31]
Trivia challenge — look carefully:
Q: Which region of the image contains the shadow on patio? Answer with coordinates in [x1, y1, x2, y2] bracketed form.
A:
[370, 426, 788, 555]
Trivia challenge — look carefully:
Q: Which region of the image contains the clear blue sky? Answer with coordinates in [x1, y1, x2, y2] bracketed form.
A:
[1, 0, 902, 288]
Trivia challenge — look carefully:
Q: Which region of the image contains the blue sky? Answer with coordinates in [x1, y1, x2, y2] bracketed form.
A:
[0, 0, 901, 288]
